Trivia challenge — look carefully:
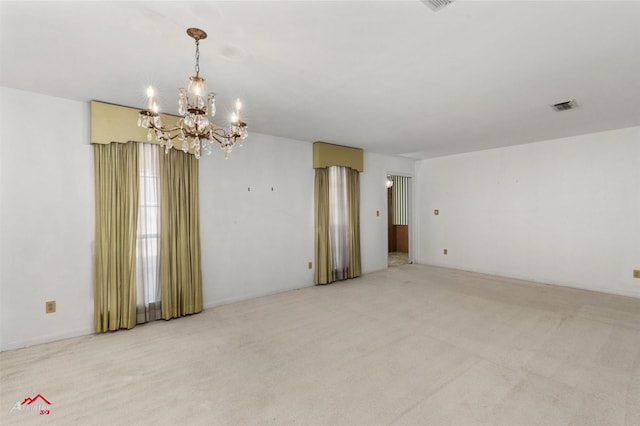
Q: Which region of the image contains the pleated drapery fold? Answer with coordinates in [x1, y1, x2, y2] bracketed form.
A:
[93, 142, 139, 332]
[315, 168, 332, 284]
[159, 148, 203, 319]
[346, 166, 361, 279]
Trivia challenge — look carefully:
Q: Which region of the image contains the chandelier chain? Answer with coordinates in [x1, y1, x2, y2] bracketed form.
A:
[194, 40, 200, 76]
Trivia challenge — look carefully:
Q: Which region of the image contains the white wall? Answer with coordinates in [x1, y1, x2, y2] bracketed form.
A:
[360, 152, 417, 273]
[0, 87, 94, 350]
[0, 87, 415, 350]
[199, 133, 315, 307]
[416, 126, 640, 298]
[199, 142, 417, 306]
[6, 86, 634, 351]
[0, 88, 319, 350]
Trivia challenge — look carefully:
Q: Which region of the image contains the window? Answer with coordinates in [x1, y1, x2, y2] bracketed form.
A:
[136, 143, 161, 323]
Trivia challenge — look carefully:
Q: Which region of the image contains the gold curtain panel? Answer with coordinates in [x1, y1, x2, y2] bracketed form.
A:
[93, 142, 139, 332]
[313, 142, 364, 172]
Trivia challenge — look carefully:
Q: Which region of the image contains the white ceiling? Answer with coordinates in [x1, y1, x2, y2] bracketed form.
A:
[1, 1, 639, 159]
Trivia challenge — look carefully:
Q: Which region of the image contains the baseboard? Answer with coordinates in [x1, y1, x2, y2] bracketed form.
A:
[203, 283, 315, 310]
[416, 261, 640, 299]
[1, 327, 95, 352]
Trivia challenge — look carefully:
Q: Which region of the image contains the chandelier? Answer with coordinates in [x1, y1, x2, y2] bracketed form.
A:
[138, 27, 248, 159]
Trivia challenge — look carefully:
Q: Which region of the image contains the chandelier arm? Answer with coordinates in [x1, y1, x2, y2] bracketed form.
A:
[210, 127, 244, 141]
[144, 122, 182, 138]
[210, 134, 237, 147]
[145, 121, 242, 143]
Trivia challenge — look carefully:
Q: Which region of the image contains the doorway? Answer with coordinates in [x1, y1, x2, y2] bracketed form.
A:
[387, 175, 410, 267]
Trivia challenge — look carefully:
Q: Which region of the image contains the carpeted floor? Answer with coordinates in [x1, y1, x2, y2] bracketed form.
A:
[388, 252, 408, 267]
[2, 264, 639, 425]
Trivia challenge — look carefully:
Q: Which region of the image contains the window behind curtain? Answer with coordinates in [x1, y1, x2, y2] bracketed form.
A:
[136, 143, 161, 323]
[328, 166, 349, 280]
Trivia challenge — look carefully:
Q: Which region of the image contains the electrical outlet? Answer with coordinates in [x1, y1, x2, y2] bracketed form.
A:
[634, 269, 640, 279]
[434, 209, 439, 215]
[45, 301, 56, 314]
[308, 262, 313, 270]
[443, 249, 448, 255]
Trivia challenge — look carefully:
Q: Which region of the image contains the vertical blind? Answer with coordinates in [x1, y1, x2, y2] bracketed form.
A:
[391, 175, 409, 226]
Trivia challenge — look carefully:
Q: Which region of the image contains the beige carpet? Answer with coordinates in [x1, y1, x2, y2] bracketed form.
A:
[2, 264, 640, 425]
[388, 252, 409, 267]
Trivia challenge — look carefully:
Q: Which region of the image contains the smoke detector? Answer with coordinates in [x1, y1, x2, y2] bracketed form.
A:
[552, 99, 579, 111]
[421, 0, 455, 12]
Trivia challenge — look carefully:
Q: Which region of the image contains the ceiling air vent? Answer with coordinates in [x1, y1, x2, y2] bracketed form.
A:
[552, 99, 578, 111]
[421, 0, 455, 12]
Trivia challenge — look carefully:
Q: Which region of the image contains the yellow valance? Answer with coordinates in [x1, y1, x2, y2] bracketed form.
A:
[312, 142, 363, 172]
[90, 100, 179, 146]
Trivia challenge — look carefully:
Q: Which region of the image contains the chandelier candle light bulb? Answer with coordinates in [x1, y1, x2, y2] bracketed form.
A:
[146, 86, 154, 107]
[137, 27, 248, 160]
[146, 86, 159, 113]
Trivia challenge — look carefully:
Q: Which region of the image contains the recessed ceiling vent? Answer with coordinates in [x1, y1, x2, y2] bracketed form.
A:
[552, 99, 579, 112]
[421, 0, 455, 12]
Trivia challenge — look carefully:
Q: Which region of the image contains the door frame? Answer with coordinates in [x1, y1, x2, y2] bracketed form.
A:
[386, 171, 414, 265]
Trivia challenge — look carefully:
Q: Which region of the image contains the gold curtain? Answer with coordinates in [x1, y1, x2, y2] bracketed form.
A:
[346, 167, 361, 279]
[159, 148, 203, 318]
[314, 168, 332, 284]
[93, 142, 139, 332]
[314, 166, 361, 284]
